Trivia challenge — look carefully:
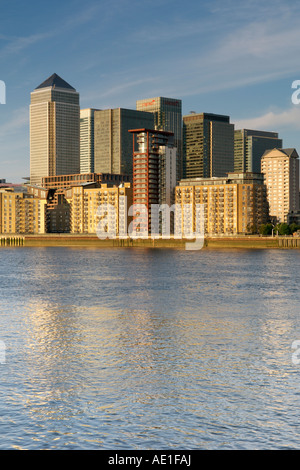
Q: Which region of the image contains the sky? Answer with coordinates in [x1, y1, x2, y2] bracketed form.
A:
[1, 0, 300, 182]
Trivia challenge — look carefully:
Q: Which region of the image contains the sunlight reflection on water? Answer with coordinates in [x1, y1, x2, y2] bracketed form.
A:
[0, 247, 299, 449]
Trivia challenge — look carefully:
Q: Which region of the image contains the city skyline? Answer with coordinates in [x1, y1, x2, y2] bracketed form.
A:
[1, 0, 300, 182]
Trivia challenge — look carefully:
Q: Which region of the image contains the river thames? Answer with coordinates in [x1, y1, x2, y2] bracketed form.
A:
[0, 246, 300, 450]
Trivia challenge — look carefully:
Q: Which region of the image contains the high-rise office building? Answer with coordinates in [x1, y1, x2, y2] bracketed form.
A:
[182, 113, 234, 179]
[234, 129, 282, 173]
[129, 128, 177, 235]
[261, 148, 299, 223]
[93, 108, 154, 178]
[30, 73, 80, 187]
[80, 108, 100, 174]
[136, 97, 182, 180]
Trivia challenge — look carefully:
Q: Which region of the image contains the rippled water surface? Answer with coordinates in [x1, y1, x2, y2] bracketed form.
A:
[0, 246, 300, 449]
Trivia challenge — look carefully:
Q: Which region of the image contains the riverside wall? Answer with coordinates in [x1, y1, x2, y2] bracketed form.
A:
[0, 234, 298, 249]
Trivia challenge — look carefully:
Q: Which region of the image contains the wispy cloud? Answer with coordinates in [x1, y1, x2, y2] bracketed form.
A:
[61, 3, 105, 30]
[234, 106, 300, 131]
[0, 107, 28, 139]
[0, 3, 103, 60]
[81, 76, 161, 108]
[165, 19, 300, 98]
[124, 0, 300, 98]
[0, 32, 54, 59]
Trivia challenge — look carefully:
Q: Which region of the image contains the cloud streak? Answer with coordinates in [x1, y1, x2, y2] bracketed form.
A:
[234, 106, 300, 132]
[121, 0, 300, 99]
[0, 107, 28, 139]
[0, 3, 104, 60]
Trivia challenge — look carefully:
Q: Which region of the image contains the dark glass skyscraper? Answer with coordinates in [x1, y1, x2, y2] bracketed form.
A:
[93, 108, 154, 178]
[234, 129, 282, 173]
[182, 113, 234, 179]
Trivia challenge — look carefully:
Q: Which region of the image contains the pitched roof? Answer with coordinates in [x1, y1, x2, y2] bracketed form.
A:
[280, 148, 298, 157]
[262, 148, 299, 158]
[35, 73, 76, 91]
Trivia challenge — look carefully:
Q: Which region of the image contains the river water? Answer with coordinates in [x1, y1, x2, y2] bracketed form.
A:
[0, 246, 300, 450]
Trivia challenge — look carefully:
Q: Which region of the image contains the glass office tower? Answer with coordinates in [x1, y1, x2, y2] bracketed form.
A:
[183, 113, 234, 179]
[80, 108, 100, 174]
[136, 97, 182, 181]
[93, 108, 154, 178]
[234, 129, 282, 173]
[30, 73, 80, 187]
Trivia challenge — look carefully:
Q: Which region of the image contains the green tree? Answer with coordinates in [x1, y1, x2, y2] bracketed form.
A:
[289, 223, 300, 234]
[275, 223, 291, 235]
[259, 223, 273, 235]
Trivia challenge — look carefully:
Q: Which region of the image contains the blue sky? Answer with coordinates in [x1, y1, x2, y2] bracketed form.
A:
[1, 0, 300, 182]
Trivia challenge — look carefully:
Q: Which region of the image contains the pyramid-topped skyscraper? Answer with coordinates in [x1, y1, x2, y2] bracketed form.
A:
[35, 73, 76, 91]
[30, 73, 80, 186]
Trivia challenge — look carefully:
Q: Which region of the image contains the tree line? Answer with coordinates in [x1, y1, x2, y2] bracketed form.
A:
[247, 222, 300, 236]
